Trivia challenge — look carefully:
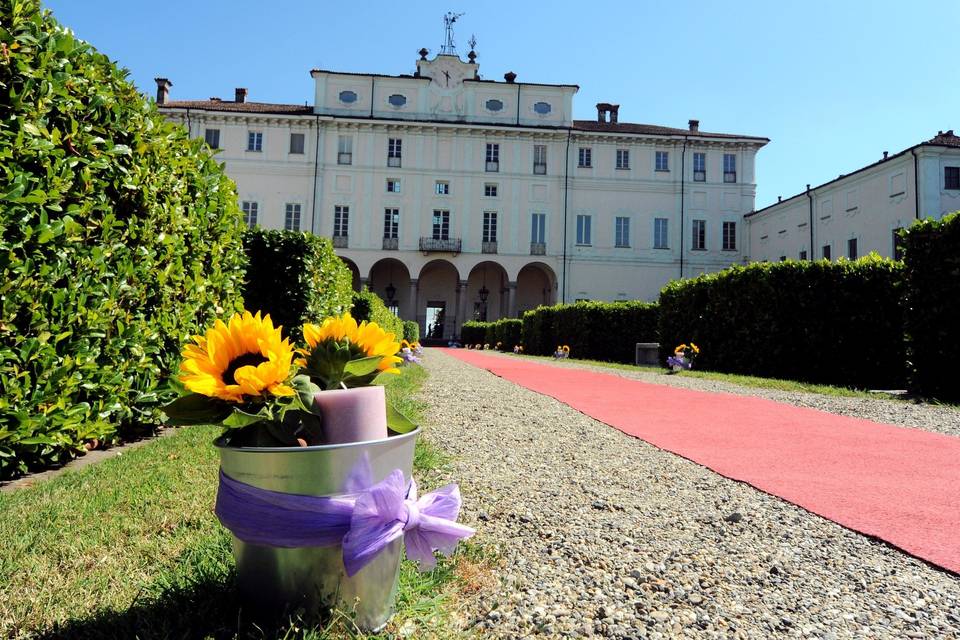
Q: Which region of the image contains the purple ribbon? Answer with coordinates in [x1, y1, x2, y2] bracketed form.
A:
[215, 469, 474, 576]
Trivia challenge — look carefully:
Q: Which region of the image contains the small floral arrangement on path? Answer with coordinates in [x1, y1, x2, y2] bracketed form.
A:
[667, 343, 700, 371]
[164, 310, 412, 446]
[513, 345, 524, 354]
[399, 340, 423, 365]
[553, 345, 571, 359]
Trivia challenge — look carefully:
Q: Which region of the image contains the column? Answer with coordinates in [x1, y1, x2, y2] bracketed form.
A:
[408, 279, 419, 331]
[508, 281, 518, 318]
[453, 279, 466, 338]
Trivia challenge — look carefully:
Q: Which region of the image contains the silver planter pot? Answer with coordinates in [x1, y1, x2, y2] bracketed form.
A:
[215, 427, 420, 631]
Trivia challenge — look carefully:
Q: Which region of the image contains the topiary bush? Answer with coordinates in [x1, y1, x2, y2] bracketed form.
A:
[351, 288, 404, 340]
[901, 212, 960, 400]
[658, 255, 905, 388]
[0, 1, 247, 478]
[460, 321, 490, 346]
[491, 319, 522, 351]
[521, 301, 659, 363]
[241, 228, 353, 340]
[402, 320, 420, 344]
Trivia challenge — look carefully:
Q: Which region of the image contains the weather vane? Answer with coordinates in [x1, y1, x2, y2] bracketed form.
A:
[468, 34, 477, 51]
[441, 12, 465, 55]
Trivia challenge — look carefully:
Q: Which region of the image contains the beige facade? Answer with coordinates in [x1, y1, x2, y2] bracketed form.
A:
[746, 131, 960, 262]
[157, 50, 767, 339]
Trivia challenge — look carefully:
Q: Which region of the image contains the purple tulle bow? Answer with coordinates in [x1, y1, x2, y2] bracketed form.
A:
[215, 469, 474, 577]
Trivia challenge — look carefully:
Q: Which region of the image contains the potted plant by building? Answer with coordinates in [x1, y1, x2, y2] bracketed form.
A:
[667, 343, 700, 372]
[164, 311, 473, 630]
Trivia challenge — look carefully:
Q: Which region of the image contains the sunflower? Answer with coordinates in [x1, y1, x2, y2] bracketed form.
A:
[302, 312, 401, 375]
[179, 311, 295, 403]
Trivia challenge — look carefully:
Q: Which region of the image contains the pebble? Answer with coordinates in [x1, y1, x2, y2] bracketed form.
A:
[422, 351, 960, 639]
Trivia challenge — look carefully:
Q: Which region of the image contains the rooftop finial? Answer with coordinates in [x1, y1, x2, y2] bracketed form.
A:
[441, 11, 465, 55]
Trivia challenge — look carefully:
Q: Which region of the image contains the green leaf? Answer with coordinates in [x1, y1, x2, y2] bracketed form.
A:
[386, 402, 417, 435]
[161, 394, 231, 425]
[343, 355, 383, 378]
[223, 407, 271, 428]
[291, 374, 321, 412]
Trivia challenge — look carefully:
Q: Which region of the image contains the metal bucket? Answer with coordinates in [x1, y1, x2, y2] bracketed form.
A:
[215, 427, 420, 631]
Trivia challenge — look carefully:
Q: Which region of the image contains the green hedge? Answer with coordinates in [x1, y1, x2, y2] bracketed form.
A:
[0, 2, 247, 478]
[351, 288, 404, 339]
[402, 320, 420, 344]
[242, 228, 353, 340]
[521, 301, 659, 363]
[901, 212, 960, 400]
[460, 319, 522, 350]
[460, 321, 489, 346]
[658, 256, 905, 388]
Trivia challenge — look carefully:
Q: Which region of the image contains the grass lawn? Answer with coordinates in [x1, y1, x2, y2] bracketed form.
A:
[0, 364, 487, 639]
[509, 353, 901, 400]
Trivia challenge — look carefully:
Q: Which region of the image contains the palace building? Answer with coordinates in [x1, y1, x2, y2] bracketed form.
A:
[157, 46, 768, 339]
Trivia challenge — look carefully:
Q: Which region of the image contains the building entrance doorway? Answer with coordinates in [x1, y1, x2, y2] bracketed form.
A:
[425, 301, 446, 340]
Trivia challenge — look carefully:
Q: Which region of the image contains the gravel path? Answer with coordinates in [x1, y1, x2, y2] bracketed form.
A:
[422, 349, 960, 639]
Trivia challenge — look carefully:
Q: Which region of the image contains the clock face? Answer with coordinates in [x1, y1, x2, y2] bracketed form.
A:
[431, 58, 469, 89]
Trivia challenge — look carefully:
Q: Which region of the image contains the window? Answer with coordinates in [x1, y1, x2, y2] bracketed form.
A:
[722, 221, 737, 250]
[241, 201, 258, 227]
[615, 216, 630, 248]
[576, 214, 592, 245]
[799, 250, 808, 260]
[435, 181, 450, 196]
[945, 166, 960, 190]
[386, 178, 401, 193]
[485, 143, 499, 172]
[247, 131, 262, 152]
[893, 228, 905, 261]
[333, 205, 349, 237]
[284, 203, 301, 231]
[578, 147, 592, 168]
[779, 256, 788, 262]
[204, 128, 220, 149]
[848, 238, 858, 260]
[531, 213, 546, 244]
[654, 218, 669, 249]
[387, 94, 407, 107]
[337, 135, 352, 164]
[387, 138, 402, 167]
[339, 90, 358, 104]
[289, 132, 305, 154]
[533, 101, 552, 115]
[822, 244, 832, 260]
[484, 183, 498, 197]
[723, 153, 737, 182]
[693, 152, 706, 182]
[616, 149, 630, 170]
[533, 145, 547, 174]
[432, 210, 450, 240]
[483, 211, 498, 243]
[692, 219, 706, 250]
[485, 99, 504, 112]
[655, 151, 669, 172]
[383, 208, 399, 239]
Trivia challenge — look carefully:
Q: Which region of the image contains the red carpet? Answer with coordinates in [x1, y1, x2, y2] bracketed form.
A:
[441, 349, 960, 573]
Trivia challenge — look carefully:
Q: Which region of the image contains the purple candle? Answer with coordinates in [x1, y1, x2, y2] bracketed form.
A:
[313, 386, 388, 445]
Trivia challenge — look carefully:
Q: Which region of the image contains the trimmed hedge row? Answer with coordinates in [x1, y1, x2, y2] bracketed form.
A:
[658, 255, 906, 388]
[461, 319, 523, 350]
[242, 228, 353, 340]
[351, 288, 405, 340]
[0, 2, 246, 478]
[902, 212, 960, 400]
[402, 320, 420, 344]
[521, 301, 659, 363]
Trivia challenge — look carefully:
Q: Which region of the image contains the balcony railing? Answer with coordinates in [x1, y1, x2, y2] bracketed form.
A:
[530, 242, 546, 255]
[724, 171, 737, 183]
[485, 160, 499, 172]
[533, 163, 546, 175]
[387, 156, 401, 167]
[332, 234, 348, 248]
[693, 170, 706, 182]
[382, 237, 398, 250]
[337, 152, 352, 165]
[481, 241, 498, 254]
[419, 237, 461, 254]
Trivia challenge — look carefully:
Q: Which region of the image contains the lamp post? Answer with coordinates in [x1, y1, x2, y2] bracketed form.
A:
[477, 285, 489, 322]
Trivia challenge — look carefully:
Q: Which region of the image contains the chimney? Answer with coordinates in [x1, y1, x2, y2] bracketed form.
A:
[688, 119, 700, 132]
[235, 87, 248, 103]
[596, 104, 606, 123]
[609, 105, 619, 124]
[504, 71, 517, 83]
[154, 77, 172, 105]
[778, 196, 782, 202]
[883, 151, 889, 159]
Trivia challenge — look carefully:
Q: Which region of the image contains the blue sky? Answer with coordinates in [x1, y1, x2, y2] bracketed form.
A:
[43, 0, 959, 208]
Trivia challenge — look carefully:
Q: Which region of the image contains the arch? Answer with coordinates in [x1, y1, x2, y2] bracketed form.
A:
[516, 262, 557, 315]
[368, 258, 412, 320]
[340, 257, 362, 292]
[466, 261, 510, 322]
[416, 259, 460, 341]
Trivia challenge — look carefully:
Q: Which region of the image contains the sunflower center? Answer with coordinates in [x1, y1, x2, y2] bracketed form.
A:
[223, 352, 268, 385]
